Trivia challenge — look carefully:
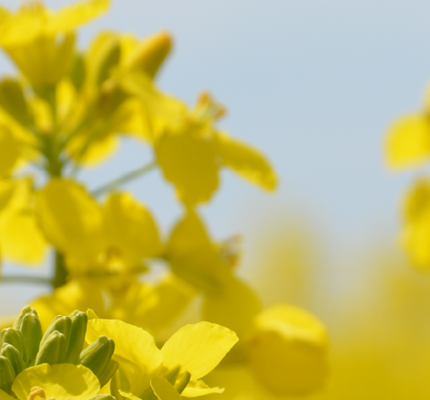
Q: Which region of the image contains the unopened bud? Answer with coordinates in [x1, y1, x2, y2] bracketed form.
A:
[125, 31, 173, 79]
[0, 355, 16, 395]
[92, 35, 121, 86]
[66, 311, 88, 364]
[0, 77, 33, 127]
[40, 316, 72, 351]
[35, 330, 67, 365]
[97, 359, 119, 388]
[80, 335, 115, 383]
[13, 307, 42, 366]
[1, 343, 25, 375]
[1, 328, 27, 365]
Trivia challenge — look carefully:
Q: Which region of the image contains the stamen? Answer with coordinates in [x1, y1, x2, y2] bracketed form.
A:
[28, 387, 46, 400]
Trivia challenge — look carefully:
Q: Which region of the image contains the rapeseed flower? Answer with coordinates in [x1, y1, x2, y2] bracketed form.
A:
[85, 310, 238, 399]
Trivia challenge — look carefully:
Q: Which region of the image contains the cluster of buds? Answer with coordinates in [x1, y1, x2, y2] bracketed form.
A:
[0, 306, 117, 396]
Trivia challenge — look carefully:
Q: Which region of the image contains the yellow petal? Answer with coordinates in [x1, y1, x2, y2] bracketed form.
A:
[110, 275, 195, 336]
[166, 210, 224, 292]
[156, 128, 219, 204]
[12, 364, 99, 400]
[86, 316, 162, 395]
[385, 114, 430, 169]
[202, 275, 262, 338]
[30, 279, 106, 331]
[0, 126, 19, 177]
[0, 206, 47, 265]
[214, 131, 277, 191]
[181, 380, 224, 398]
[35, 178, 105, 270]
[150, 377, 181, 400]
[103, 192, 162, 265]
[161, 322, 238, 380]
[247, 304, 328, 396]
[47, 0, 110, 34]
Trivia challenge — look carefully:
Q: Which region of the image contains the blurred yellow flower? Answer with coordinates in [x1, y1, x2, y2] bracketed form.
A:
[0, 0, 109, 87]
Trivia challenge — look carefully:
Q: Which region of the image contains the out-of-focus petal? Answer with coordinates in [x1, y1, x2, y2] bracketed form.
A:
[385, 114, 430, 169]
[35, 178, 105, 271]
[247, 304, 328, 396]
[214, 131, 277, 191]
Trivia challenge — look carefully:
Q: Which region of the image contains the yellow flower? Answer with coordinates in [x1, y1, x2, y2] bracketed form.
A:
[0, 0, 109, 87]
[85, 311, 238, 400]
[0, 364, 99, 400]
[35, 178, 162, 276]
[31, 274, 195, 338]
[153, 93, 277, 205]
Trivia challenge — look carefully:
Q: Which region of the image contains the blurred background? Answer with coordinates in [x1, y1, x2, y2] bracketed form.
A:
[3, 0, 430, 397]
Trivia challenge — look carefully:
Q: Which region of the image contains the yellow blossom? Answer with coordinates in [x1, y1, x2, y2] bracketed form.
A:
[0, 0, 109, 87]
[85, 311, 238, 400]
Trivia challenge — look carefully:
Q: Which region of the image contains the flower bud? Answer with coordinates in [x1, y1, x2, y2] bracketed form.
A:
[80, 335, 115, 383]
[0, 77, 32, 127]
[35, 330, 68, 365]
[125, 31, 172, 79]
[97, 359, 119, 388]
[0, 355, 16, 395]
[40, 316, 72, 351]
[91, 35, 121, 86]
[13, 307, 42, 366]
[66, 311, 88, 364]
[1, 343, 25, 375]
[0, 328, 27, 365]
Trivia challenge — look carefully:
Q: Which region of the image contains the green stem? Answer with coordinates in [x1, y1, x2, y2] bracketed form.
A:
[92, 161, 157, 197]
[0, 276, 51, 285]
[52, 251, 68, 289]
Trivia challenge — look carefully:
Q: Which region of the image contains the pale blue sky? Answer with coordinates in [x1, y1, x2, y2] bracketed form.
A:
[1, 0, 429, 315]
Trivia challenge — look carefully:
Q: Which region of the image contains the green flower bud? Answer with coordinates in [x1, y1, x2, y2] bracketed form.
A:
[19, 314, 43, 366]
[13, 305, 33, 331]
[1, 343, 25, 375]
[40, 316, 72, 351]
[92, 35, 121, 86]
[66, 311, 88, 364]
[35, 330, 67, 366]
[80, 335, 115, 383]
[0, 355, 16, 395]
[0, 77, 33, 128]
[98, 359, 119, 388]
[1, 328, 27, 365]
[13, 307, 42, 366]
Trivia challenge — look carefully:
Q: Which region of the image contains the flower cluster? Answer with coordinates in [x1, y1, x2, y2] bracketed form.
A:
[0, 0, 329, 397]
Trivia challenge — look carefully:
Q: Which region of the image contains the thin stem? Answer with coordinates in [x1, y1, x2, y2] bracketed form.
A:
[92, 161, 157, 197]
[0, 276, 51, 285]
